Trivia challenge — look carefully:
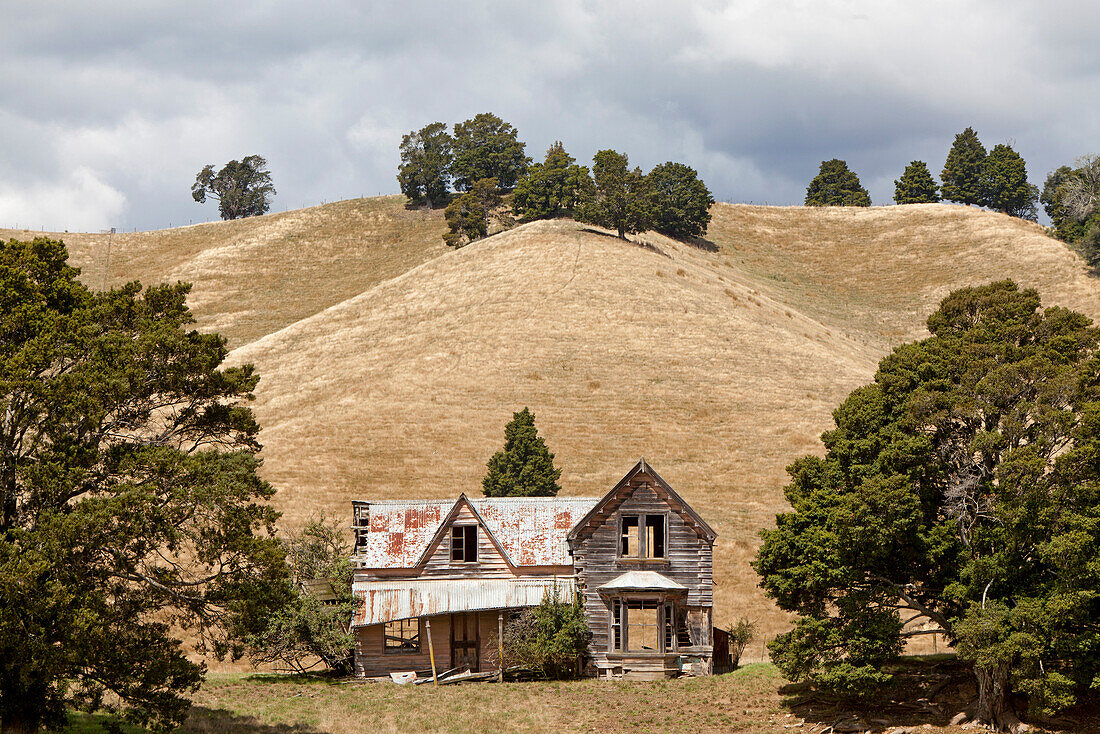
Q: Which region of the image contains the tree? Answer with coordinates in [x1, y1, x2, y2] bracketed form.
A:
[755, 281, 1100, 732]
[1042, 165, 1086, 243]
[804, 159, 871, 206]
[482, 408, 561, 497]
[941, 127, 987, 206]
[0, 237, 287, 733]
[450, 113, 530, 192]
[191, 155, 276, 220]
[982, 143, 1038, 220]
[511, 142, 594, 222]
[442, 177, 502, 247]
[647, 161, 715, 238]
[397, 122, 453, 208]
[893, 160, 940, 204]
[246, 517, 358, 675]
[1060, 154, 1100, 223]
[501, 591, 589, 679]
[576, 150, 654, 239]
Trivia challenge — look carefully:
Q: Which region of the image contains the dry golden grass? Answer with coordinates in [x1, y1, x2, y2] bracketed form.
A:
[31, 200, 1100, 643]
[0, 196, 448, 348]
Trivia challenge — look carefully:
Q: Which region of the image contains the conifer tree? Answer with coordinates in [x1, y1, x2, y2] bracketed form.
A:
[941, 127, 987, 206]
[804, 159, 871, 206]
[893, 160, 940, 204]
[512, 142, 594, 222]
[482, 408, 562, 497]
[648, 161, 715, 238]
[576, 149, 655, 239]
[982, 143, 1038, 220]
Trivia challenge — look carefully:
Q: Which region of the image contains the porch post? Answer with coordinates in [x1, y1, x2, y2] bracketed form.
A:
[426, 617, 438, 686]
[497, 612, 504, 682]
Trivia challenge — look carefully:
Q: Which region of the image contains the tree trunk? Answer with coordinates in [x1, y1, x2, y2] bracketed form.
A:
[974, 663, 1027, 733]
[1, 715, 36, 734]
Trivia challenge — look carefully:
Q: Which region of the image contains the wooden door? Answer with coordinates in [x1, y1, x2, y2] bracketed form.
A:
[450, 612, 480, 672]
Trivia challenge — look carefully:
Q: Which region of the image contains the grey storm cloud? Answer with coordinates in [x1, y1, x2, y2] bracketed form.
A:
[1, 0, 1098, 231]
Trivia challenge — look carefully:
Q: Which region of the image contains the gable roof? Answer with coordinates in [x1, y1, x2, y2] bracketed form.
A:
[354, 495, 600, 569]
[567, 458, 717, 544]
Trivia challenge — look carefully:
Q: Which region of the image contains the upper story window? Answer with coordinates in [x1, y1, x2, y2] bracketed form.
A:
[451, 524, 478, 563]
[619, 514, 666, 559]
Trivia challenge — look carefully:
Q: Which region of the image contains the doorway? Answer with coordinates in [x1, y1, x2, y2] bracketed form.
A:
[450, 612, 480, 672]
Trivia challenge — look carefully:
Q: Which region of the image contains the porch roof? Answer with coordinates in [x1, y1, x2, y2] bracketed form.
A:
[351, 576, 575, 627]
[597, 570, 687, 592]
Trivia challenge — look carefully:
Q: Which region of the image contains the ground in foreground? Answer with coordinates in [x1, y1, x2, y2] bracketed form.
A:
[63, 662, 1100, 734]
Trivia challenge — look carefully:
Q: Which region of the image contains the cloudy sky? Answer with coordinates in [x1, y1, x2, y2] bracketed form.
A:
[2, 1, 1098, 231]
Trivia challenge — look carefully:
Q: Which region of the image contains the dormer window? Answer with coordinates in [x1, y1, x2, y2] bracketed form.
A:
[451, 524, 478, 563]
[619, 514, 666, 559]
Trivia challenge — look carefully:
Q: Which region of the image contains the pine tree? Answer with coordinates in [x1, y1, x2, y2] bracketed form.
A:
[577, 150, 655, 238]
[511, 142, 594, 222]
[982, 143, 1038, 220]
[648, 161, 715, 238]
[941, 127, 987, 205]
[482, 408, 562, 497]
[893, 160, 940, 204]
[804, 159, 871, 206]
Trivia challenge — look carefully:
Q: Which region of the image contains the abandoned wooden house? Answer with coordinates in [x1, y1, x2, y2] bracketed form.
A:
[349, 459, 717, 679]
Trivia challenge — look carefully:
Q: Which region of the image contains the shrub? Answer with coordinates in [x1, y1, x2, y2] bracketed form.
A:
[727, 617, 757, 668]
[502, 592, 589, 679]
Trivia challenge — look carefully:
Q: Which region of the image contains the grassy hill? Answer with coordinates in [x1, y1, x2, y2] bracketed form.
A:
[15, 199, 1100, 639]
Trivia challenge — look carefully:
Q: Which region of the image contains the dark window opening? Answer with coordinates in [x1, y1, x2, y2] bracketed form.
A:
[451, 525, 478, 563]
[620, 516, 639, 556]
[619, 514, 667, 558]
[645, 515, 665, 558]
[611, 600, 622, 652]
[663, 603, 675, 652]
[384, 618, 420, 653]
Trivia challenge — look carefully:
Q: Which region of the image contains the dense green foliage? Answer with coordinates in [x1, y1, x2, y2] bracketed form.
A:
[191, 155, 276, 220]
[450, 113, 530, 192]
[647, 161, 714, 238]
[397, 122, 453, 208]
[501, 592, 589, 679]
[482, 408, 562, 497]
[511, 142, 593, 222]
[246, 517, 358, 675]
[755, 281, 1100, 730]
[941, 127, 987, 206]
[1042, 156, 1100, 267]
[726, 618, 757, 669]
[577, 150, 654, 239]
[443, 177, 502, 247]
[0, 238, 287, 733]
[981, 144, 1038, 220]
[893, 161, 940, 204]
[804, 159, 871, 206]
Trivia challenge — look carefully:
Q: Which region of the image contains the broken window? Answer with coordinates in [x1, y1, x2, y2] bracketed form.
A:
[611, 599, 622, 652]
[384, 618, 420, 653]
[626, 600, 660, 652]
[451, 524, 478, 563]
[619, 514, 667, 558]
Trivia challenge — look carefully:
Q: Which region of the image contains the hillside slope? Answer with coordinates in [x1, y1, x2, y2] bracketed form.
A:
[224, 205, 1100, 634]
[0, 196, 448, 347]
[15, 199, 1100, 636]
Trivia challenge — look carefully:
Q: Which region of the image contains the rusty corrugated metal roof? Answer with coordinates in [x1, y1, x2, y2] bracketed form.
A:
[350, 576, 576, 627]
[354, 496, 599, 569]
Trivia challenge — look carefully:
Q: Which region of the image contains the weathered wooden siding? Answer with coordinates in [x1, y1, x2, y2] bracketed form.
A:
[353, 611, 509, 678]
[570, 471, 714, 677]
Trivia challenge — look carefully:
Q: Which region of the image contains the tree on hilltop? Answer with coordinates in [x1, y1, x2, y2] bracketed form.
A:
[648, 161, 715, 238]
[191, 155, 276, 220]
[512, 142, 594, 222]
[577, 149, 655, 239]
[451, 113, 530, 192]
[982, 143, 1038, 220]
[483, 408, 562, 497]
[755, 280, 1100, 732]
[0, 237, 287, 733]
[804, 159, 871, 206]
[443, 177, 502, 247]
[397, 122, 453, 208]
[941, 127, 987, 206]
[893, 160, 940, 204]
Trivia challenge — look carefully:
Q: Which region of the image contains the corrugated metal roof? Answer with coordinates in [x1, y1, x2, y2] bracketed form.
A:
[354, 496, 600, 569]
[351, 576, 575, 627]
[598, 570, 687, 591]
